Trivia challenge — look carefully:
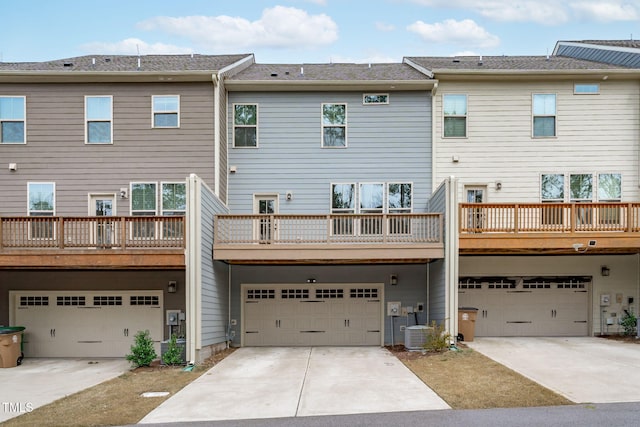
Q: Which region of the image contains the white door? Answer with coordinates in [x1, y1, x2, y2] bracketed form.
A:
[90, 194, 116, 247]
[243, 285, 382, 346]
[12, 291, 162, 357]
[253, 195, 278, 242]
[465, 186, 486, 231]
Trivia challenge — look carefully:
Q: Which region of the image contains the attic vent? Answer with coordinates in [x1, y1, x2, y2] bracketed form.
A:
[63, 62, 73, 67]
[452, 58, 460, 63]
[104, 58, 111, 63]
[270, 72, 278, 77]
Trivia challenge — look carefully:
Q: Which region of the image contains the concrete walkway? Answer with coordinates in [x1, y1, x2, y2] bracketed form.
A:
[140, 347, 450, 424]
[0, 358, 129, 422]
[466, 337, 640, 403]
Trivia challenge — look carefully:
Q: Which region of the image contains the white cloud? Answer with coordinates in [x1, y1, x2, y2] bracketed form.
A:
[137, 6, 338, 50]
[570, 1, 640, 22]
[80, 38, 193, 55]
[376, 22, 396, 32]
[409, 0, 572, 25]
[407, 19, 500, 48]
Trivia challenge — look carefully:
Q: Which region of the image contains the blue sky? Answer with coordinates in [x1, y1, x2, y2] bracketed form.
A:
[2, 0, 640, 63]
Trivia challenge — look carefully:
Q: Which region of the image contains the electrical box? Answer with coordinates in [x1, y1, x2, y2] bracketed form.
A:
[600, 294, 611, 306]
[166, 310, 180, 326]
[417, 302, 424, 312]
[387, 301, 401, 316]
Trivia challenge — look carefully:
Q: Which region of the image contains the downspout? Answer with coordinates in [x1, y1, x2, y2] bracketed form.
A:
[446, 176, 459, 340]
[228, 265, 232, 347]
[186, 174, 200, 364]
[431, 82, 438, 193]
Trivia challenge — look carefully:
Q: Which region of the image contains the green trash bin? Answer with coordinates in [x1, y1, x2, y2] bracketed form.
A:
[0, 326, 25, 367]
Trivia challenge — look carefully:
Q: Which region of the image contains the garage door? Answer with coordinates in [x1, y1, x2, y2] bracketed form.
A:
[243, 285, 382, 346]
[458, 276, 589, 337]
[12, 291, 163, 357]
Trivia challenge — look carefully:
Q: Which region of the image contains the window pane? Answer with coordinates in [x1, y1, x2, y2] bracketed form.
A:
[570, 174, 593, 200]
[323, 104, 346, 125]
[87, 122, 111, 143]
[132, 183, 156, 212]
[1, 122, 25, 143]
[162, 183, 186, 211]
[332, 184, 355, 210]
[444, 95, 467, 115]
[575, 84, 599, 94]
[364, 94, 388, 104]
[541, 174, 564, 201]
[444, 117, 466, 137]
[533, 117, 555, 137]
[86, 97, 111, 120]
[388, 183, 412, 209]
[153, 96, 178, 112]
[154, 113, 178, 127]
[29, 183, 54, 212]
[598, 174, 621, 200]
[234, 105, 257, 125]
[234, 127, 257, 147]
[0, 97, 25, 119]
[360, 184, 384, 210]
[323, 127, 346, 147]
[533, 94, 556, 115]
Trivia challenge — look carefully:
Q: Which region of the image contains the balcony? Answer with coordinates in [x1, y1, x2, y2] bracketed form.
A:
[213, 213, 444, 264]
[459, 202, 640, 254]
[0, 216, 185, 269]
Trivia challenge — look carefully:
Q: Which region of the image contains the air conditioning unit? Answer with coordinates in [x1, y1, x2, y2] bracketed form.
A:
[404, 325, 432, 350]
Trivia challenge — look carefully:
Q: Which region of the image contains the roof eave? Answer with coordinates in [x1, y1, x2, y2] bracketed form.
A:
[225, 79, 436, 91]
[0, 70, 219, 83]
[429, 68, 640, 81]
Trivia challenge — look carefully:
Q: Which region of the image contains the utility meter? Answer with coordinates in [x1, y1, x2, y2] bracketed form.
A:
[387, 301, 401, 316]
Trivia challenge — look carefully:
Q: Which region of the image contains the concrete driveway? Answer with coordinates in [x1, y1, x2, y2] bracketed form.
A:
[466, 337, 640, 403]
[140, 347, 450, 424]
[0, 358, 129, 422]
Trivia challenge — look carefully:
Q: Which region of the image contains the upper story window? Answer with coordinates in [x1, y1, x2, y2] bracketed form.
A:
[28, 182, 55, 216]
[85, 96, 112, 144]
[533, 94, 556, 137]
[131, 183, 157, 215]
[443, 94, 467, 138]
[574, 84, 599, 94]
[388, 183, 412, 213]
[363, 94, 389, 105]
[152, 95, 180, 128]
[541, 174, 564, 202]
[322, 103, 347, 147]
[0, 96, 26, 144]
[161, 182, 186, 215]
[233, 104, 258, 147]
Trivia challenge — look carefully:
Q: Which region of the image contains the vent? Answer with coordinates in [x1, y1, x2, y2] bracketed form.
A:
[405, 325, 432, 350]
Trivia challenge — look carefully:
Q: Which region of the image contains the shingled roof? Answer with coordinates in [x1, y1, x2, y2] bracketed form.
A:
[229, 62, 430, 81]
[0, 54, 252, 72]
[405, 55, 631, 72]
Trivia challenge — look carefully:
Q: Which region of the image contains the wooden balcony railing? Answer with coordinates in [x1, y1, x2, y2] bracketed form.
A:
[214, 213, 443, 245]
[459, 203, 640, 234]
[0, 216, 185, 250]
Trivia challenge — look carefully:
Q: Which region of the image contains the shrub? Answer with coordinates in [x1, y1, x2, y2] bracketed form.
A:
[423, 320, 452, 352]
[162, 333, 185, 366]
[126, 330, 157, 368]
[620, 311, 637, 336]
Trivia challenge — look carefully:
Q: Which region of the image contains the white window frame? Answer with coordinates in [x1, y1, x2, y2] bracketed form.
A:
[540, 174, 565, 202]
[152, 95, 180, 128]
[597, 173, 622, 202]
[130, 182, 158, 216]
[85, 95, 113, 144]
[574, 83, 600, 95]
[359, 183, 385, 214]
[532, 93, 557, 138]
[321, 103, 347, 148]
[569, 173, 594, 202]
[442, 94, 468, 138]
[363, 94, 389, 105]
[330, 183, 356, 214]
[160, 182, 186, 216]
[27, 182, 56, 240]
[27, 182, 56, 216]
[0, 96, 26, 144]
[232, 103, 258, 148]
[387, 182, 413, 213]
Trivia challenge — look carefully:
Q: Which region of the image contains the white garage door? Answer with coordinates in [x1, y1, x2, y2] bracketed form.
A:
[243, 285, 382, 346]
[12, 291, 163, 357]
[458, 276, 589, 337]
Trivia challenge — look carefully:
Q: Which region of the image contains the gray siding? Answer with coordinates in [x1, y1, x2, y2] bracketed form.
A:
[200, 182, 230, 347]
[0, 82, 216, 216]
[229, 264, 428, 346]
[227, 91, 432, 213]
[427, 181, 448, 324]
